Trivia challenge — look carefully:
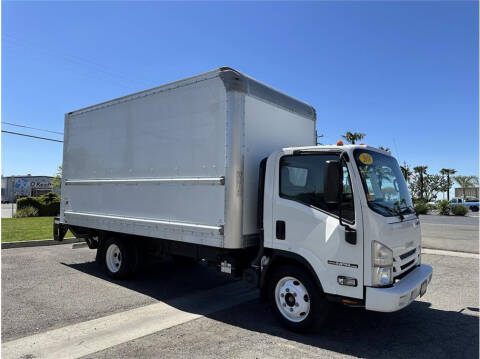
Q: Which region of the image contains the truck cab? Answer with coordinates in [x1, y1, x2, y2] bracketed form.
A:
[260, 144, 432, 330]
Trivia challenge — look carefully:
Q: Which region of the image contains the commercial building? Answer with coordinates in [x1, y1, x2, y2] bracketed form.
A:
[1, 175, 54, 203]
[454, 187, 479, 199]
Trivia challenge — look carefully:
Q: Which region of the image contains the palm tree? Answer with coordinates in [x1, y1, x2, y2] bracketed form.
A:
[440, 168, 456, 201]
[413, 166, 428, 200]
[342, 132, 366, 144]
[400, 162, 412, 182]
[454, 175, 479, 200]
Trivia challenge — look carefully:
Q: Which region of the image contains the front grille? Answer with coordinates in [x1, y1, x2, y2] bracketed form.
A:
[393, 247, 418, 278]
[399, 248, 416, 260]
[400, 259, 415, 270]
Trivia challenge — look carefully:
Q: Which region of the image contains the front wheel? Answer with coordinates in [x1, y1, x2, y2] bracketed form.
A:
[268, 265, 330, 332]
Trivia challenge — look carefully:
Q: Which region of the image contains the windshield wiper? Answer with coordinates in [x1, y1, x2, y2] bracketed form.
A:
[399, 205, 415, 215]
[370, 202, 406, 221]
[369, 202, 397, 215]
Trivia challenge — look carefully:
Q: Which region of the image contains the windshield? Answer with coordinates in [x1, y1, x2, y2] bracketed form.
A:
[353, 149, 414, 217]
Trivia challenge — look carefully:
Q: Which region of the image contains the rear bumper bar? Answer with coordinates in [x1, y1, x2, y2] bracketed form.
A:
[365, 264, 433, 312]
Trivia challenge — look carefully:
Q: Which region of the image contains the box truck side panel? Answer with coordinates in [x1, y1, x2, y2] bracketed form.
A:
[242, 95, 316, 236]
[62, 76, 227, 247]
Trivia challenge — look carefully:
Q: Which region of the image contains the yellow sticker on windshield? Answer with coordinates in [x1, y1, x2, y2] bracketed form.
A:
[359, 153, 373, 165]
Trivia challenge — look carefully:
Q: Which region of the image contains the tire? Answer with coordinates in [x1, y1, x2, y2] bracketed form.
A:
[470, 206, 479, 212]
[103, 238, 139, 279]
[268, 265, 330, 332]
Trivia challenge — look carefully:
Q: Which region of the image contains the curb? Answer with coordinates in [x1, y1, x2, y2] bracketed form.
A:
[2, 237, 84, 249]
[422, 247, 479, 259]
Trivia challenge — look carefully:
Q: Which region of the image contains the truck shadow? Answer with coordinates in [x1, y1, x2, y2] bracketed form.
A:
[63, 259, 479, 359]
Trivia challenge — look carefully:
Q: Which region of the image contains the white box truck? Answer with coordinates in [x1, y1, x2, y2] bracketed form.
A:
[54, 67, 433, 332]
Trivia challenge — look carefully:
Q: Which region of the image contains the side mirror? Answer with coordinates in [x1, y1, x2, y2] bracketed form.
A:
[325, 160, 341, 204]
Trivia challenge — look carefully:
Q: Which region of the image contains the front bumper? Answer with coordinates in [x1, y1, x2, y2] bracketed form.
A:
[365, 264, 433, 312]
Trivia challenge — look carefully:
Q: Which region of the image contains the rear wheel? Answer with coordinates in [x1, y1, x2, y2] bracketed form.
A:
[470, 206, 479, 212]
[268, 265, 330, 332]
[103, 238, 138, 279]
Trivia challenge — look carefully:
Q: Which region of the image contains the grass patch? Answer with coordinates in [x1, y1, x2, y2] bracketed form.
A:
[1, 217, 73, 242]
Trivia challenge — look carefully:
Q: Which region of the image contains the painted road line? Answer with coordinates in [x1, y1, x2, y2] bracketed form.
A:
[2, 282, 257, 359]
[422, 248, 479, 259]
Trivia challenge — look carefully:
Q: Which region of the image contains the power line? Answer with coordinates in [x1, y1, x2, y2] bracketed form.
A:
[2, 130, 63, 143]
[2, 122, 63, 135]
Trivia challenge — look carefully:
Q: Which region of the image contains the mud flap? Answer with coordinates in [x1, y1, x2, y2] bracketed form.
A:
[53, 217, 68, 241]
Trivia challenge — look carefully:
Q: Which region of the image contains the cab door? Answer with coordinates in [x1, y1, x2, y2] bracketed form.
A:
[269, 151, 364, 299]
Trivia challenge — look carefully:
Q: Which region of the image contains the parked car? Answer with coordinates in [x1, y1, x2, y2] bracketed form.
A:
[450, 197, 479, 212]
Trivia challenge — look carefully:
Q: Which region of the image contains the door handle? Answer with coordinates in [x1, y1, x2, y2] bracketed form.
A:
[276, 220, 285, 240]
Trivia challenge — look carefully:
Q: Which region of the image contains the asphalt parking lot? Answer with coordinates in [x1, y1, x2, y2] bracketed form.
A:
[2, 243, 478, 359]
[420, 214, 479, 253]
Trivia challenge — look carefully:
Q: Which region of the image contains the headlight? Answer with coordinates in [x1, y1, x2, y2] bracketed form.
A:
[372, 241, 393, 267]
[372, 241, 393, 286]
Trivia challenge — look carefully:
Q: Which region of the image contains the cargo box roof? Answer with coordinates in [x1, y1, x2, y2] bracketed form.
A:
[67, 67, 316, 121]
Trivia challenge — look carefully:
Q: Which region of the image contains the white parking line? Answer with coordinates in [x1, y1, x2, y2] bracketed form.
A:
[2, 282, 257, 359]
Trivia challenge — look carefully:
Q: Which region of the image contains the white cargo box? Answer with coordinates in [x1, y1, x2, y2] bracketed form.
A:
[61, 67, 316, 249]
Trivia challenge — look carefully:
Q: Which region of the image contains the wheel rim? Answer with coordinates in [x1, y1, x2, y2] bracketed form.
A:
[106, 243, 122, 273]
[274, 276, 311, 323]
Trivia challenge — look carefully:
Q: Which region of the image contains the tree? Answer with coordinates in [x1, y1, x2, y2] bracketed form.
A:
[400, 162, 412, 182]
[341, 131, 366, 144]
[413, 166, 428, 200]
[52, 166, 62, 190]
[409, 172, 444, 202]
[439, 168, 456, 201]
[454, 175, 479, 200]
[378, 146, 390, 153]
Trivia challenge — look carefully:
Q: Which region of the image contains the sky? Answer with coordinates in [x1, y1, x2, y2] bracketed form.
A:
[2, 1, 478, 187]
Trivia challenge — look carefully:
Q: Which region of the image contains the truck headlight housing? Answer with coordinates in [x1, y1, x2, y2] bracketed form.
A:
[372, 241, 393, 286]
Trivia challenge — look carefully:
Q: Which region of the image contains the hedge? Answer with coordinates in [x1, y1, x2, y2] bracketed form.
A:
[16, 193, 61, 217]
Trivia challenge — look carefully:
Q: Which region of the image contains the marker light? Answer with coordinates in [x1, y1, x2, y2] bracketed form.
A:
[337, 140, 344, 146]
[337, 276, 357, 287]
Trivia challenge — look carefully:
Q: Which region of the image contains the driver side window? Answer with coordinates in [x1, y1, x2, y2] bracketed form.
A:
[279, 154, 355, 223]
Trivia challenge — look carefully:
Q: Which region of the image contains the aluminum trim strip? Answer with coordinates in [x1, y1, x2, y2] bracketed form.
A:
[65, 177, 224, 185]
[64, 211, 223, 234]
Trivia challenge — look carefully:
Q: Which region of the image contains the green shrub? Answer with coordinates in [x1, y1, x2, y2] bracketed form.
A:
[452, 205, 468, 216]
[13, 206, 39, 218]
[16, 193, 60, 217]
[437, 200, 450, 215]
[413, 198, 427, 205]
[414, 203, 428, 215]
[427, 203, 438, 211]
